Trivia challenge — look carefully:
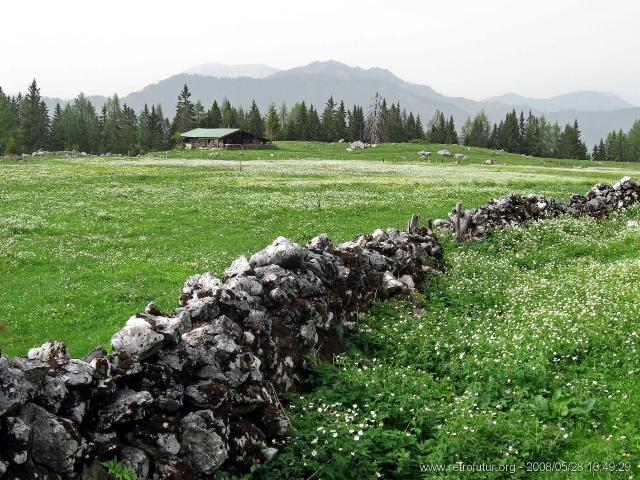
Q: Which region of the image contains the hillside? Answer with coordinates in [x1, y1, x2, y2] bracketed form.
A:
[41, 61, 640, 147]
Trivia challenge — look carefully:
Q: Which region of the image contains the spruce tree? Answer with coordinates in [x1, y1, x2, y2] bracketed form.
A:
[20, 79, 49, 151]
[206, 101, 222, 128]
[264, 103, 281, 140]
[221, 99, 235, 128]
[0, 88, 18, 154]
[307, 105, 322, 141]
[246, 100, 264, 136]
[335, 101, 347, 140]
[321, 96, 337, 141]
[172, 84, 195, 135]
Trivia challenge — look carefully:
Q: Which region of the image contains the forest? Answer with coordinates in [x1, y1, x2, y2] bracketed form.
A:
[1, 79, 638, 162]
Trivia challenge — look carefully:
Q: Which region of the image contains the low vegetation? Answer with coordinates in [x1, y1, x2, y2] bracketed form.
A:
[241, 210, 640, 479]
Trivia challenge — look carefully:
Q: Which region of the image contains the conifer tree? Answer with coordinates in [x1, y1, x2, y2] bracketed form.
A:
[246, 100, 264, 136]
[194, 101, 206, 127]
[172, 84, 195, 134]
[221, 99, 235, 128]
[205, 101, 222, 128]
[0, 88, 18, 154]
[335, 101, 347, 140]
[20, 79, 49, 151]
[264, 103, 282, 140]
[307, 105, 322, 141]
[321, 96, 337, 141]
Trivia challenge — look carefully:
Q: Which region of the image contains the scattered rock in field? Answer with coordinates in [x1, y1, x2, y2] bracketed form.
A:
[484, 158, 497, 165]
[437, 148, 452, 157]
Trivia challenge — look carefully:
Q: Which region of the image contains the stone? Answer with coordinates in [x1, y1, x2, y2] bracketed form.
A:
[180, 410, 228, 475]
[20, 403, 81, 473]
[111, 325, 164, 360]
[3, 416, 31, 465]
[261, 447, 279, 462]
[121, 447, 150, 479]
[58, 359, 95, 387]
[0, 357, 33, 416]
[9, 357, 48, 386]
[185, 381, 228, 408]
[126, 311, 191, 344]
[224, 255, 253, 278]
[35, 376, 67, 412]
[27, 341, 69, 364]
[382, 271, 405, 296]
[399, 274, 415, 290]
[249, 237, 304, 269]
[95, 388, 153, 430]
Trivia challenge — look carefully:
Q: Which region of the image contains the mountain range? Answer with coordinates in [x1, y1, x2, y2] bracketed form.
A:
[42, 60, 639, 147]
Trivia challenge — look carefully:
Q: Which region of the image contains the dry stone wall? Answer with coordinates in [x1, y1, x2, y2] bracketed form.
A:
[443, 176, 640, 239]
[0, 225, 443, 479]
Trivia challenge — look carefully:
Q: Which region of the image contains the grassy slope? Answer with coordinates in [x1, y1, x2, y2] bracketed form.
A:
[244, 211, 640, 479]
[0, 142, 638, 358]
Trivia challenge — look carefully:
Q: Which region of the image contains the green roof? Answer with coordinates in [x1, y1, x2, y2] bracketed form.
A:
[180, 128, 240, 139]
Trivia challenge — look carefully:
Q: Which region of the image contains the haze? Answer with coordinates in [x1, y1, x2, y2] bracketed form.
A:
[1, 0, 638, 105]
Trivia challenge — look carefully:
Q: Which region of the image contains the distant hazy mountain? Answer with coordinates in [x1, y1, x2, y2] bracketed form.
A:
[487, 91, 633, 112]
[184, 62, 280, 79]
[39, 60, 640, 147]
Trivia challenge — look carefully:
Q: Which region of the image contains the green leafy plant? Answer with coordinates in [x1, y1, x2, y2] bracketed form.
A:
[101, 458, 137, 480]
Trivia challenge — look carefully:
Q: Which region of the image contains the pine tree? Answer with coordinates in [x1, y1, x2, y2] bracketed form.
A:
[264, 103, 281, 140]
[406, 112, 416, 141]
[205, 101, 222, 128]
[414, 114, 424, 140]
[335, 101, 347, 140]
[194, 101, 206, 127]
[246, 100, 264, 136]
[221, 99, 235, 128]
[0, 88, 18, 154]
[445, 115, 458, 144]
[121, 104, 138, 155]
[500, 110, 520, 152]
[347, 105, 365, 141]
[172, 84, 195, 135]
[321, 96, 337, 141]
[19, 79, 49, 151]
[101, 94, 123, 153]
[307, 105, 322, 141]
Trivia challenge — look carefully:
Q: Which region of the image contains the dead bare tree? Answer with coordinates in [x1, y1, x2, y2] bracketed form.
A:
[364, 92, 385, 144]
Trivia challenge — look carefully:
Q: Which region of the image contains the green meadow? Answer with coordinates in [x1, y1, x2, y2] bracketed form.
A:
[2, 141, 640, 477]
[1, 142, 638, 357]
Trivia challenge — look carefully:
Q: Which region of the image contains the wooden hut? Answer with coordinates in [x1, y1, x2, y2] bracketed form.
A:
[180, 128, 271, 149]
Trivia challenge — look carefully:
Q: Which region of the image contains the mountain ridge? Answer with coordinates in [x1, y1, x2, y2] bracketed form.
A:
[39, 60, 639, 147]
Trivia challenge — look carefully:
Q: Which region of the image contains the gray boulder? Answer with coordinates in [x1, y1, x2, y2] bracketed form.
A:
[249, 237, 304, 269]
[121, 447, 150, 479]
[111, 325, 164, 360]
[20, 403, 81, 473]
[180, 410, 228, 475]
[0, 357, 33, 416]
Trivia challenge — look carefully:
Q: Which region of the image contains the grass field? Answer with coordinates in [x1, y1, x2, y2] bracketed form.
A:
[2, 141, 640, 477]
[1, 142, 639, 357]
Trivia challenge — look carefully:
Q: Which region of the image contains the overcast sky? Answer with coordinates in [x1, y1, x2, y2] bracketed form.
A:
[2, 0, 638, 105]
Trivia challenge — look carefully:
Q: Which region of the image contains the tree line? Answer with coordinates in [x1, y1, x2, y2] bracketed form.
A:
[173, 85, 431, 144]
[0, 80, 173, 155]
[461, 110, 589, 160]
[592, 121, 640, 162]
[3, 79, 637, 161]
